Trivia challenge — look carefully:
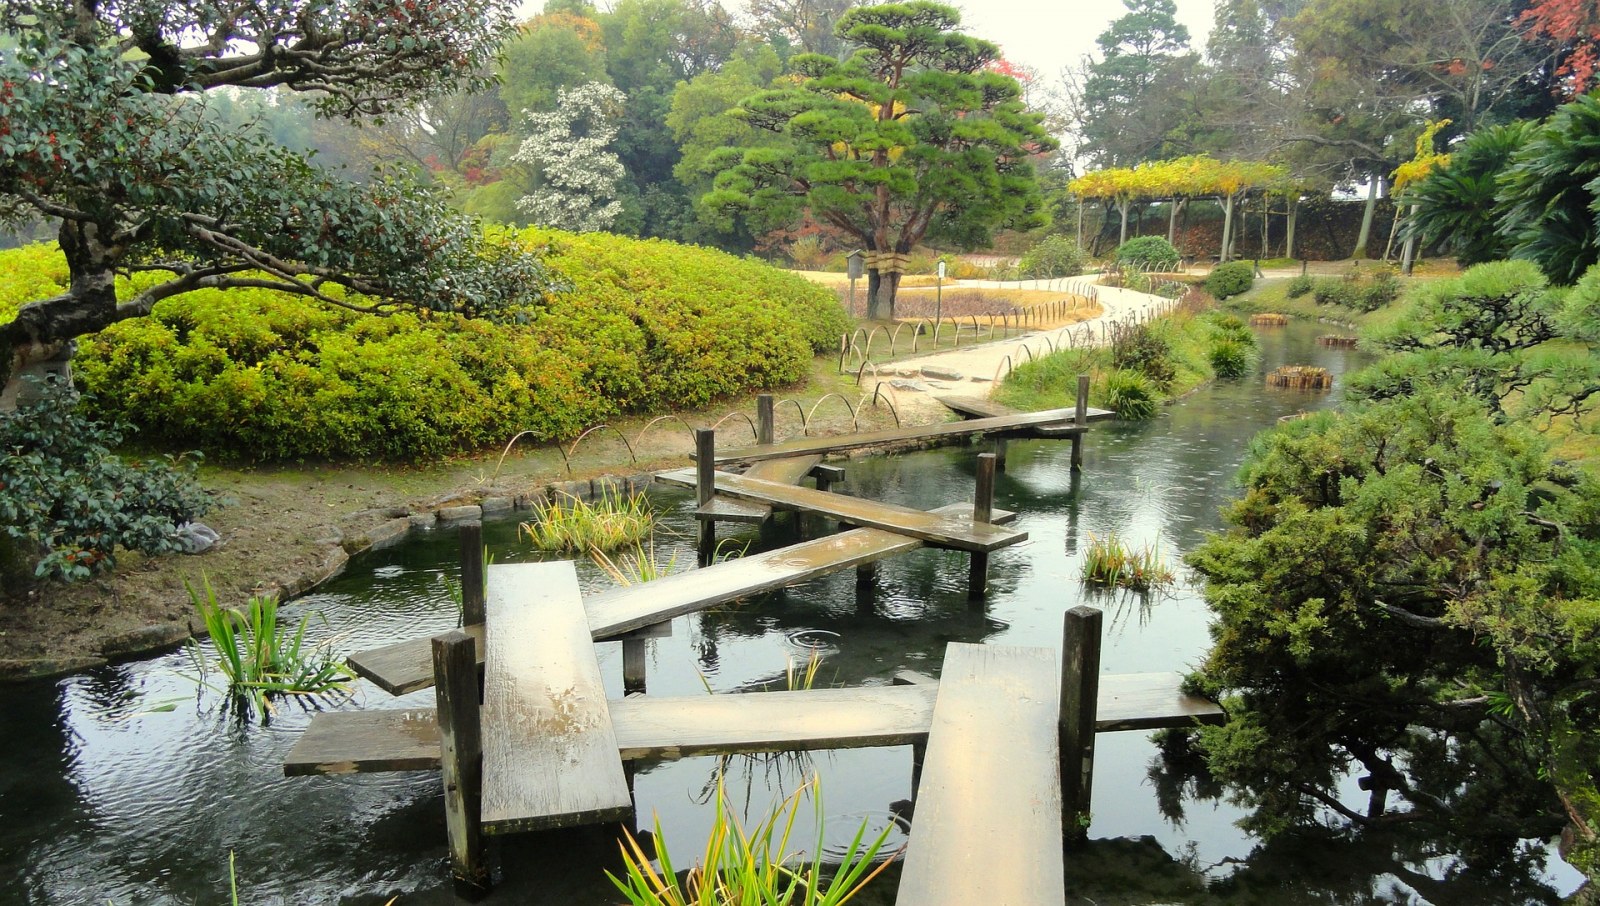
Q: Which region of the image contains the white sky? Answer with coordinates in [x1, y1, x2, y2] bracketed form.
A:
[519, 2, 1218, 79]
[952, 0, 1214, 79]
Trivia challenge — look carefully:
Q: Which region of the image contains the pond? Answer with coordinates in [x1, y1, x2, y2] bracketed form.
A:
[0, 321, 1584, 905]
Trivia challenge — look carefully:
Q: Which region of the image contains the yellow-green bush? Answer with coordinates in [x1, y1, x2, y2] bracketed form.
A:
[3, 229, 850, 461]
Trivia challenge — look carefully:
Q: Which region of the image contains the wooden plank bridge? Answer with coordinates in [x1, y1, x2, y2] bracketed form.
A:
[283, 393, 1223, 901]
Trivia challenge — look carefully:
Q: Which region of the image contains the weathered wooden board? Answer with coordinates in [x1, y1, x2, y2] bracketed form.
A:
[938, 396, 1113, 439]
[283, 708, 442, 776]
[281, 672, 1221, 777]
[695, 455, 824, 524]
[896, 643, 1065, 906]
[609, 686, 937, 760]
[657, 470, 1027, 553]
[706, 407, 1115, 464]
[347, 503, 1014, 696]
[478, 562, 632, 834]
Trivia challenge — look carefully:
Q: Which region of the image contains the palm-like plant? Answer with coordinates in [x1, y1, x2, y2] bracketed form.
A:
[1406, 121, 1537, 267]
[1499, 95, 1600, 284]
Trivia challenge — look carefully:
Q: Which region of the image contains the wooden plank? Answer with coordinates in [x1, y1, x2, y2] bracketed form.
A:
[284, 708, 442, 776]
[937, 395, 1017, 420]
[281, 672, 1221, 777]
[609, 685, 937, 759]
[434, 631, 487, 896]
[346, 503, 1015, 696]
[657, 470, 1028, 553]
[897, 643, 1064, 906]
[695, 455, 824, 524]
[708, 407, 1115, 464]
[478, 562, 632, 834]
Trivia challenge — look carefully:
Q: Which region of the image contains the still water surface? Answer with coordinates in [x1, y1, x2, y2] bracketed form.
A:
[0, 322, 1582, 904]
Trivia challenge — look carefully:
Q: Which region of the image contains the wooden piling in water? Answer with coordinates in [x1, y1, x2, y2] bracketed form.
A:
[1071, 374, 1089, 471]
[433, 630, 489, 899]
[695, 429, 716, 565]
[458, 522, 485, 627]
[968, 453, 996, 605]
[1061, 606, 1102, 846]
[1316, 334, 1359, 348]
[1249, 313, 1289, 326]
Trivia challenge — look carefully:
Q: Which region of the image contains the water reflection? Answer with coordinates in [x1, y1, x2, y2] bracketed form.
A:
[0, 321, 1581, 904]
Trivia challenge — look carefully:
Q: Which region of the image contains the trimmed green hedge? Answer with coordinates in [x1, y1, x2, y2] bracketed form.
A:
[2, 229, 850, 460]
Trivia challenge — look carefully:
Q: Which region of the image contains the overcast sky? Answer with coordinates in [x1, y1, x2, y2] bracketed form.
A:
[522, 2, 1219, 80]
[953, 0, 1214, 79]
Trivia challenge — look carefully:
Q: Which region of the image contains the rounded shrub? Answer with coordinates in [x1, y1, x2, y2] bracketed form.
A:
[44, 228, 854, 461]
[1018, 235, 1085, 279]
[1312, 278, 1359, 308]
[1111, 322, 1176, 389]
[1204, 261, 1255, 299]
[1102, 369, 1159, 420]
[1113, 236, 1181, 271]
[1285, 274, 1315, 298]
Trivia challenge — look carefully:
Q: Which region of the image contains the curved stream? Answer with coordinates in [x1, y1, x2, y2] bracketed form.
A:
[0, 321, 1583, 905]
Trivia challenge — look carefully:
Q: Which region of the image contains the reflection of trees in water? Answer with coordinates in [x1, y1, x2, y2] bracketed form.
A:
[1136, 730, 1568, 905]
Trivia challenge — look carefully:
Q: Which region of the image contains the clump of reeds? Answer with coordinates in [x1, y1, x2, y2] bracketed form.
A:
[1249, 313, 1289, 326]
[1316, 334, 1359, 348]
[187, 578, 353, 719]
[1082, 533, 1176, 591]
[520, 485, 654, 552]
[590, 538, 678, 586]
[609, 776, 900, 906]
[1267, 365, 1333, 390]
[785, 649, 822, 691]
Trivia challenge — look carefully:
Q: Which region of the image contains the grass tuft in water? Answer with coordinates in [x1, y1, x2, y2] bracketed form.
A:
[186, 577, 353, 721]
[609, 775, 900, 906]
[1082, 533, 1176, 591]
[520, 486, 654, 552]
[591, 537, 679, 586]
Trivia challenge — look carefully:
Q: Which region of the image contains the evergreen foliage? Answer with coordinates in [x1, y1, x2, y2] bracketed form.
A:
[705, 2, 1055, 320]
[0, 379, 211, 584]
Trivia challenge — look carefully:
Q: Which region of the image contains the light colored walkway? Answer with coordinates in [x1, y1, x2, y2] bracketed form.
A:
[865, 277, 1175, 422]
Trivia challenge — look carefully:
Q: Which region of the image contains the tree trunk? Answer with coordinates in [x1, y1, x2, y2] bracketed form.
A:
[2, 220, 121, 410]
[1260, 194, 1270, 260]
[1353, 176, 1379, 259]
[866, 268, 899, 321]
[1400, 203, 1420, 275]
[1118, 201, 1129, 246]
[1167, 198, 1179, 245]
[1286, 196, 1299, 260]
[1220, 194, 1235, 262]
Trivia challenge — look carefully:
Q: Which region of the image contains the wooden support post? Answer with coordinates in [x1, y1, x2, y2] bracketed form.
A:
[695, 428, 716, 566]
[992, 437, 1008, 473]
[893, 673, 927, 795]
[622, 637, 648, 696]
[968, 453, 996, 604]
[458, 522, 486, 627]
[756, 394, 775, 446]
[1071, 374, 1089, 472]
[433, 631, 489, 899]
[1061, 606, 1103, 846]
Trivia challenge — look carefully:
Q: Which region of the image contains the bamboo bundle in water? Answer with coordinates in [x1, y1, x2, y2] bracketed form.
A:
[1268, 366, 1333, 390]
[1316, 334, 1359, 348]
[1250, 313, 1289, 326]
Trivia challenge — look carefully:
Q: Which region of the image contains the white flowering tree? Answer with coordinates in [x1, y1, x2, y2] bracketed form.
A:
[513, 83, 627, 232]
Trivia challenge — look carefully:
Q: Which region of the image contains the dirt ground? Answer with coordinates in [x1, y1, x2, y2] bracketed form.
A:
[0, 281, 1138, 679]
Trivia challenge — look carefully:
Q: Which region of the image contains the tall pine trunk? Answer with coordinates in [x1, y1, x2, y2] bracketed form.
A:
[1353, 177, 1379, 259]
[1220, 194, 1235, 262]
[1285, 195, 1299, 260]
